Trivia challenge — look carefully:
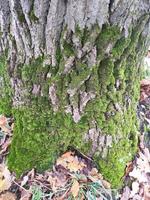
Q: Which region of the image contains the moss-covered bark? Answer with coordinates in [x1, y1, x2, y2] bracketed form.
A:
[0, 54, 12, 116]
[0, 14, 146, 188]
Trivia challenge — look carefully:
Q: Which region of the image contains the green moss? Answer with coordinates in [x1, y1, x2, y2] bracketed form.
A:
[0, 31, 3, 38]
[69, 63, 92, 89]
[29, 1, 38, 22]
[63, 41, 75, 57]
[96, 137, 138, 188]
[96, 25, 120, 59]
[8, 96, 90, 176]
[98, 58, 115, 93]
[22, 56, 45, 82]
[19, 15, 25, 23]
[94, 105, 138, 187]
[56, 46, 62, 66]
[29, 10, 38, 22]
[112, 37, 131, 59]
[4, 21, 147, 188]
[75, 25, 86, 45]
[75, 25, 91, 45]
[0, 55, 12, 116]
[75, 24, 101, 46]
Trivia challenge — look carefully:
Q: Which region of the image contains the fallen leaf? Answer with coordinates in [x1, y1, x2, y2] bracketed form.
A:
[61, 151, 74, 158]
[132, 194, 142, 200]
[0, 138, 11, 155]
[67, 160, 83, 172]
[0, 125, 11, 134]
[90, 168, 98, 176]
[20, 189, 31, 200]
[47, 173, 68, 191]
[0, 164, 12, 192]
[141, 79, 150, 86]
[70, 179, 80, 198]
[88, 171, 103, 182]
[56, 157, 68, 168]
[56, 152, 75, 168]
[129, 167, 141, 180]
[11, 123, 14, 130]
[75, 174, 87, 183]
[21, 175, 28, 187]
[57, 152, 86, 173]
[101, 179, 111, 189]
[130, 181, 139, 198]
[0, 192, 16, 200]
[120, 186, 131, 200]
[27, 168, 35, 180]
[144, 185, 150, 200]
[0, 116, 11, 134]
[125, 161, 133, 175]
[0, 116, 7, 127]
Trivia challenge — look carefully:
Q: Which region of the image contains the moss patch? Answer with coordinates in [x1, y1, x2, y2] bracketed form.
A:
[96, 137, 138, 188]
[3, 19, 148, 188]
[29, 0, 38, 22]
[8, 96, 91, 176]
[0, 54, 12, 116]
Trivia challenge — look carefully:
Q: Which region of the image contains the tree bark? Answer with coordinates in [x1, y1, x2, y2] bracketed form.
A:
[0, 0, 149, 187]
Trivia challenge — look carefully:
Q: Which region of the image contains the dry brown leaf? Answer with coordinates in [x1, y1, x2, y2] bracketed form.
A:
[101, 179, 111, 189]
[125, 161, 133, 176]
[55, 188, 70, 200]
[27, 168, 35, 180]
[0, 164, 12, 192]
[141, 79, 150, 86]
[70, 179, 80, 198]
[35, 174, 44, 182]
[61, 151, 74, 158]
[137, 151, 150, 173]
[77, 174, 87, 183]
[0, 116, 7, 126]
[130, 182, 140, 198]
[56, 152, 75, 168]
[56, 157, 68, 168]
[120, 186, 131, 200]
[90, 168, 98, 176]
[67, 160, 83, 172]
[56, 152, 86, 173]
[48, 174, 68, 192]
[11, 123, 14, 130]
[88, 174, 102, 183]
[21, 175, 28, 187]
[0, 125, 11, 134]
[89, 168, 103, 181]
[129, 167, 141, 180]
[0, 116, 11, 134]
[0, 192, 16, 200]
[0, 138, 12, 155]
[20, 189, 32, 200]
[144, 185, 150, 200]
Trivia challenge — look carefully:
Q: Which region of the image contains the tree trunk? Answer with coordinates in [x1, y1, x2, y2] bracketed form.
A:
[0, 0, 149, 187]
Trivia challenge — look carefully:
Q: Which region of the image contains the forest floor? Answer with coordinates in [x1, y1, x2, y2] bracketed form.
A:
[0, 80, 150, 200]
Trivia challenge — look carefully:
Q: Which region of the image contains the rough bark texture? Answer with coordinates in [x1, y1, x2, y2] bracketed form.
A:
[0, 0, 149, 187]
